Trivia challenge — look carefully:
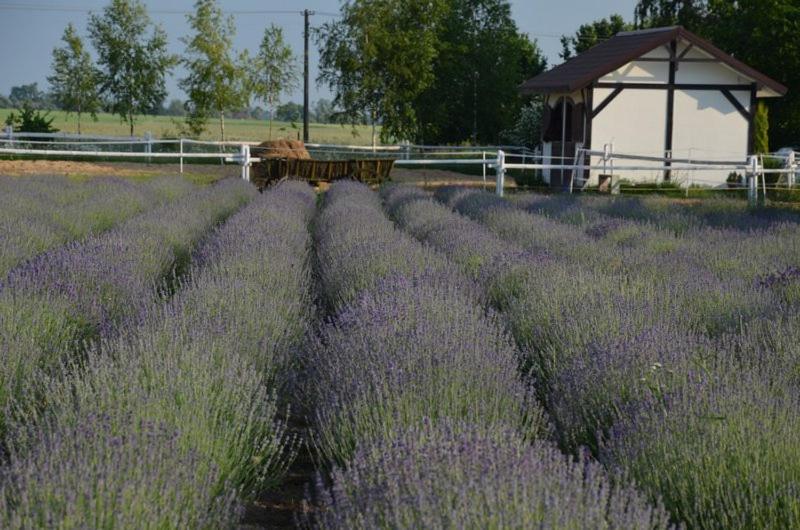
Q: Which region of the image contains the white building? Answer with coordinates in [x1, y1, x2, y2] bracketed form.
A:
[519, 26, 787, 188]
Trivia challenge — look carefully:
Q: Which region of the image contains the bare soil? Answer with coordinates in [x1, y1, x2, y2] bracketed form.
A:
[0, 159, 238, 180]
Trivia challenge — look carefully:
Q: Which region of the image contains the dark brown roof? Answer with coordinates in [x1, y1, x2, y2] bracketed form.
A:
[520, 26, 787, 96]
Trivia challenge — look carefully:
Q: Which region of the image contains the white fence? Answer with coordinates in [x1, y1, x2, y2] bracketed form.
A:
[1, 129, 798, 206]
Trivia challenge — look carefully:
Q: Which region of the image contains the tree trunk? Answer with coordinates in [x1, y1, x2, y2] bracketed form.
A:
[269, 105, 273, 140]
[220, 110, 225, 143]
[129, 111, 134, 137]
[77, 113, 81, 135]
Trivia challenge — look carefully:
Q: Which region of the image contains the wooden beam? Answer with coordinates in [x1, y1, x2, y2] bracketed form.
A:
[677, 43, 695, 60]
[720, 89, 750, 120]
[590, 87, 623, 118]
[594, 82, 753, 91]
[664, 40, 677, 182]
[747, 83, 757, 155]
[636, 57, 719, 63]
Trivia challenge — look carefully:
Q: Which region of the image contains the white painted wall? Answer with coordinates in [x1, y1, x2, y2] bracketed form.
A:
[585, 37, 753, 187]
[589, 88, 669, 184]
[671, 89, 750, 186]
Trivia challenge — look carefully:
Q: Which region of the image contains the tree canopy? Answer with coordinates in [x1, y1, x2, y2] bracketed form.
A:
[88, 0, 176, 136]
[414, 0, 546, 145]
[317, 0, 544, 144]
[317, 0, 448, 143]
[48, 23, 101, 134]
[180, 0, 250, 140]
[560, 14, 633, 60]
[251, 24, 298, 139]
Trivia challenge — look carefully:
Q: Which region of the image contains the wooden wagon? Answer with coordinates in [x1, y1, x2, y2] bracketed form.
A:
[250, 157, 395, 189]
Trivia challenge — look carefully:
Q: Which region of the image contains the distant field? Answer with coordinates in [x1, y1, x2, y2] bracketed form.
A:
[0, 108, 379, 144]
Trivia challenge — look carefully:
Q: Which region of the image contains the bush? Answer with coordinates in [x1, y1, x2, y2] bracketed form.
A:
[4, 102, 58, 133]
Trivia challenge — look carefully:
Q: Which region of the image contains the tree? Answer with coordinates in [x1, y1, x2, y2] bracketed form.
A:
[9, 83, 51, 109]
[414, 0, 547, 144]
[48, 23, 101, 134]
[313, 98, 336, 123]
[634, 0, 707, 28]
[162, 98, 186, 117]
[275, 102, 303, 123]
[753, 101, 769, 155]
[251, 24, 297, 139]
[180, 0, 249, 141]
[560, 14, 633, 60]
[317, 0, 448, 143]
[89, 0, 176, 136]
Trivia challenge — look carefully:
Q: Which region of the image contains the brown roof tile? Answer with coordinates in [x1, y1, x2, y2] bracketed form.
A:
[520, 26, 787, 96]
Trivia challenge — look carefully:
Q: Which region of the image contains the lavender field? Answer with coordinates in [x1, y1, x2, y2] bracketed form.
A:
[0, 175, 798, 529]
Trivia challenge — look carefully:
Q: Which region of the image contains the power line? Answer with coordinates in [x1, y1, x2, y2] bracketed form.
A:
[0, 2, 339, 16]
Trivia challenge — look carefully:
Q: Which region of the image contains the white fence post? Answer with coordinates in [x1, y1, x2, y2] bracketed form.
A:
[3, 126, 12, 143]
[144, 131, 152, 164]
[787, 151, 796, 188]
[482, 151, 486, 189]
[495, 149, 505, 197]
[239, 144, 251, 181]
[179, 138, 184, 174]
[747, 155, 758, 207]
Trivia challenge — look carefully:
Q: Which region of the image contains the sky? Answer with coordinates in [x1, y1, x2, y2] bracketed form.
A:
[0, 0, 638, 105]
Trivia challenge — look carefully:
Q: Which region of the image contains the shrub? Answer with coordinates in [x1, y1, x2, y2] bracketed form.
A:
[309, 421, 673, 530]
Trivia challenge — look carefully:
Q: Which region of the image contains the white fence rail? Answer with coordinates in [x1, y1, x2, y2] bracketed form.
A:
[2, 128, 798, 206]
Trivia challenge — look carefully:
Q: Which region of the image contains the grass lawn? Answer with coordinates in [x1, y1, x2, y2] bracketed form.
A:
[0, 108, 379, 145]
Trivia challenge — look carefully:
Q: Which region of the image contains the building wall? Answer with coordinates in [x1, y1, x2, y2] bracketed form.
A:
[588, 87, 669, 184]
[671, 89, 750, 185]
[585, 38, 752, 187]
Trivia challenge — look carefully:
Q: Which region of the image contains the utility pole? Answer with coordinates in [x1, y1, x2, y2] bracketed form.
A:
[303, 9, 313, 144]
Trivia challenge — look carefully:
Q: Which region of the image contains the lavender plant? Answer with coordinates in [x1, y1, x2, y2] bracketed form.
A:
[0, 175, 196, 278]
[309, 420, 673, 529]
[0, 179, 256, 438]
[1, 182, 317, 527]
[603, 372, 800, 529]
[304, 272, 545, 464]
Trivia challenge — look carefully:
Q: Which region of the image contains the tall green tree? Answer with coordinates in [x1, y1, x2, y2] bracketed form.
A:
[754, 101, 770, 154]
[48, 23, 101, 134]
[251, 24, 297, 140]
[89, 0, 176, 136]
[634, 0, 707, 28]
[317, 0, 448, 143]
[414, 0, 547, 144]
[180, 0, 250, 141]
[560, 14, 633, 60]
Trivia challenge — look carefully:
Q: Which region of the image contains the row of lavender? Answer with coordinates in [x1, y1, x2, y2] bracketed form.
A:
[0, 179, 256, 444]
[303, 181, 670, 528]
[511, 192, 800, 294]
[0, 175, 198, 278]
[0, 181, 317, 526]
[383, 184, 800, 529]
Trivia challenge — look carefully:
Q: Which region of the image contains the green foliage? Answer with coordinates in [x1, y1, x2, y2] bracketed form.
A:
[415, 0, 547, 145]
[499, 98, 543, 147]
[8, 83, 52, 110]
[180, 0, 250, 142]
[560, 14, 633, 60]
[275, 102, 303, 123]
[634, 0, 707, 28]
[48, 23, 101, 135]
[88, 0, 177, 136]
[251, 24, 297, 139]
[754, 101, 770, 154]
[317, 0, 448, 142]
[4, 103, 59, 133]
